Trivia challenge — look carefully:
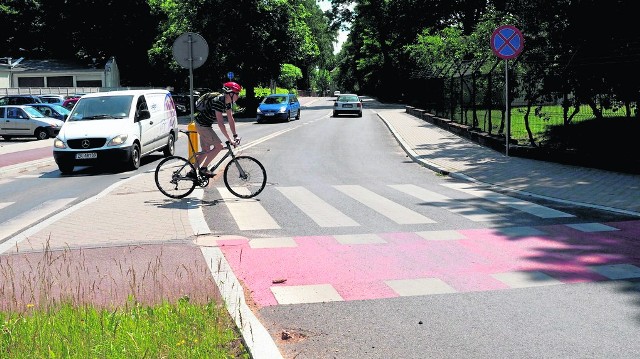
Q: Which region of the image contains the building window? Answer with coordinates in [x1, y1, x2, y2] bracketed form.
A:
[77, 80, 102, 87]
[17, 77, 45, 87]
[47, 76, 74, 87]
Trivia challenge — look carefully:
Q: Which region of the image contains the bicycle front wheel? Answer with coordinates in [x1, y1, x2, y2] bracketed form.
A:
[223, 156, 267, 198]
[155, 156, 197, 199]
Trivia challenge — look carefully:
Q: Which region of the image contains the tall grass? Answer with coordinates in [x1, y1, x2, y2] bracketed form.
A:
[0, 242, 249, 358]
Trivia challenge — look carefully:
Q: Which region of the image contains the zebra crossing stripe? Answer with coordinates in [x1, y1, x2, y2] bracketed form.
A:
[277, 186, 359, 227]
[0, 202, 13, 211]
[442, 182, 575, 219]
[389, 184, 503, 222]
[217, 187, 280, 230]
[333, 185, 436, 224]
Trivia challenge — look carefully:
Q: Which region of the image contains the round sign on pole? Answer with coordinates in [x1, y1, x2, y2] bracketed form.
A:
[491, 25, 524, 60]
[172, 32, 209, 69]
[227, 71, 234, 80]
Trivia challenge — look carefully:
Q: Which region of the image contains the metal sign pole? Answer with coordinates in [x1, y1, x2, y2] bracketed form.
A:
[505, 59, 509, 157]
[188, 34, 195, 123]
[490, 25, 523, 158]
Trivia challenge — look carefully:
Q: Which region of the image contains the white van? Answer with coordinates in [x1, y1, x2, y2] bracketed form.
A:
[53, 89, 179, 174]
[0, 105, 64, 140]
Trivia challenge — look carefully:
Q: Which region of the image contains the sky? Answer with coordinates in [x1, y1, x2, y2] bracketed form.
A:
[317, 0, 349, 54]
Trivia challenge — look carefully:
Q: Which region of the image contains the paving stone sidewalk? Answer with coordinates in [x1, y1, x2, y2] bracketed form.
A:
[377, 108, 640, 216]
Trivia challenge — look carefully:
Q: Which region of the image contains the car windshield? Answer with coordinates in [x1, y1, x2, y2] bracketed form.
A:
[68, 95, 133, 121]
[23, 106, 46, 118]
[49, 104, 71, 115]
[338, 95, 359, 102]
[263, 96, 287, 104]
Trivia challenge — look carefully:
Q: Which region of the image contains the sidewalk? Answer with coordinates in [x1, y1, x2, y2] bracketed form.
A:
[377, 108, 640, 217]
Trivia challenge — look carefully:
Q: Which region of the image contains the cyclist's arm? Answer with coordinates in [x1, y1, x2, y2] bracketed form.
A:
[215, 111, 233, 143]
[226, 108, 238, 138]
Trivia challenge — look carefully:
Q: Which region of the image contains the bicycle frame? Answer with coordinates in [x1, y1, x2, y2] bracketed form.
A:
[182, 129, 245, 178]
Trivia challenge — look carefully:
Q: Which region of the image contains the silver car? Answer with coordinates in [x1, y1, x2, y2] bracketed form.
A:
[0, 105, 64, 140]
[333, 94, 363, 117]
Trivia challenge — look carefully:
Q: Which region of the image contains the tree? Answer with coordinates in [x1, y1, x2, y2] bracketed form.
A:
[278, 64, 303, 90]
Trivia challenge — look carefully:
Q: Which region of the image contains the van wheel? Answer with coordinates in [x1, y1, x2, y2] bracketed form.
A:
[162, 134, 175, 157]
[35, 129, 48, 140]
[2, 136, 12, 141]
[128, 143, 141, 170]
[58, 163, 74, 174]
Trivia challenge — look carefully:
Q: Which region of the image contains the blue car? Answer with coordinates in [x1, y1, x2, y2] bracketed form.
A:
[256, 94, 300, 123]
[26, 103, 71, 121]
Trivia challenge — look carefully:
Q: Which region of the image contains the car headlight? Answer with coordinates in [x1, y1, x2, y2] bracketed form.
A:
[108, 134, 128, 146]
[256, 107, 263, 114]
[53, 138, 67, 149]
[278, 107, 287, 113]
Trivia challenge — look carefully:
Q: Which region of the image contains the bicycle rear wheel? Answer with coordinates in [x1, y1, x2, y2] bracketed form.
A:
[223, 156, 267, 198]
[155, 156, 197, 199]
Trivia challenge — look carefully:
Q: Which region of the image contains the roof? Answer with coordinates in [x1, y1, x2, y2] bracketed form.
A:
[0, 58, 102, 73]
[82, 89, 169, 98]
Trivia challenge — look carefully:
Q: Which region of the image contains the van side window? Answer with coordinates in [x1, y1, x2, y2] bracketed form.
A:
[135, 96, 148, 121]
[0, 108, 5, 117]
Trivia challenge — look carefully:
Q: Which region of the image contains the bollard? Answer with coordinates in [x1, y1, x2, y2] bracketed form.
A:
[187, 121, 198, 164]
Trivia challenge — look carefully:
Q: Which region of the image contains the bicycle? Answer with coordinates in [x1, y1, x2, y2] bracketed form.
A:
[155, 129, 267, 199]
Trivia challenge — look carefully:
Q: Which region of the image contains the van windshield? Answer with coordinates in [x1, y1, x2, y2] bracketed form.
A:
[68, 95, 133, 121]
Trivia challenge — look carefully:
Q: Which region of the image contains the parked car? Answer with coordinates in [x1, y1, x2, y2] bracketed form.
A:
[256, 93, 301, 123]
[170, 93, 191, 115]
[53, 89, 179, 174]
[27, 103, 71, 121]
[0, 95, 43, 106]
[333, 90, 341, 97]
[37, 94, 65, 104]
[0, 105, 64, 140]
[62, 97, 80, 110]
[333, 94, 363, 117]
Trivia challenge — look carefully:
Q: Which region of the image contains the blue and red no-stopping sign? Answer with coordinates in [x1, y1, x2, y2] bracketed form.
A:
[491, 25, 524, 59]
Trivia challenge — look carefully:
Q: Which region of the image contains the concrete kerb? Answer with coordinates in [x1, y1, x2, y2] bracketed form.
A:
[375, 111, 640, 218]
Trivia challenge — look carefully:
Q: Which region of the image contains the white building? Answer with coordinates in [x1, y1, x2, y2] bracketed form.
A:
[0, 57, 120, 90]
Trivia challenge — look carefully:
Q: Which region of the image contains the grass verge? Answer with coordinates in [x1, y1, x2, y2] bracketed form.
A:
[0, 243, 250, 358]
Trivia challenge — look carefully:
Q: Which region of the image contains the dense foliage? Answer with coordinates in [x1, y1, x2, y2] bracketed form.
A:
[328, 0, 639, 118]
[3, 0, 639, 119]
[0, 0, 337, 99]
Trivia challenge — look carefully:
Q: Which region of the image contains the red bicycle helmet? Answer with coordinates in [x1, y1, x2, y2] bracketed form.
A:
[222, 81, 242, 94]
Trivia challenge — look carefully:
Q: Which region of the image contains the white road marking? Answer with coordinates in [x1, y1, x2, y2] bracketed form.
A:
[390, 184, 503, 222]
[0, 198, 76, 251]
[442, 182, 574, 218]
[334, 185, 436, 224]
[277, 186, 358, 227]
[217, 187, 280, 230]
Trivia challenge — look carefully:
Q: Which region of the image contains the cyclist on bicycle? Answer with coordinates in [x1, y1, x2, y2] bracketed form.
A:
[192, 81, 242, 177]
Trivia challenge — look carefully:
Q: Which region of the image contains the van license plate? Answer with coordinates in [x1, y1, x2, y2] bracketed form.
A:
[76, 153, 97, 159]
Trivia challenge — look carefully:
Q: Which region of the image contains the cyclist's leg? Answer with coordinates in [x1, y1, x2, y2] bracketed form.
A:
[195, 124, 223, 173]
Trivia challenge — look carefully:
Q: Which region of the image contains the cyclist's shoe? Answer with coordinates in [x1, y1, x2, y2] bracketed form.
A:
[200, 167, 215, 178]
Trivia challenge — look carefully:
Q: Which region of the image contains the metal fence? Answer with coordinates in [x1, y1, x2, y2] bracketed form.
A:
[408, 69, 637, 146]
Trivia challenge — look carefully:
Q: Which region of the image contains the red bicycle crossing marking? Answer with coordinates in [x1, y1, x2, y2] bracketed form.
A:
[219, 220, 640, 307]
